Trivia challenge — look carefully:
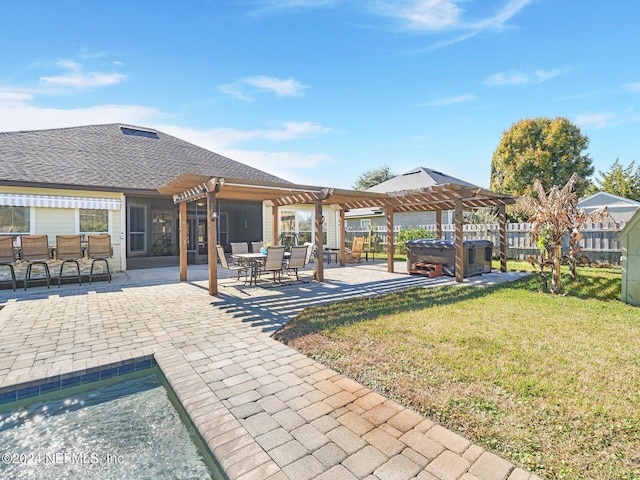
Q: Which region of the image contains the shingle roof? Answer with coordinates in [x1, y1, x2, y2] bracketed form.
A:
[366, 166, 479, 193]
[0, 124, 289, 192]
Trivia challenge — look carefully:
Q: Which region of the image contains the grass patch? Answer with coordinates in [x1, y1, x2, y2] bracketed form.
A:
[274, 268, 640, 479]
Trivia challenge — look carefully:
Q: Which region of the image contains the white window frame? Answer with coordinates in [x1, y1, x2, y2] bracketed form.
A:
[76, 209, 112, 238]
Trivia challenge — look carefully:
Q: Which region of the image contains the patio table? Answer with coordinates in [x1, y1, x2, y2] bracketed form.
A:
[233, 252, 290, 285]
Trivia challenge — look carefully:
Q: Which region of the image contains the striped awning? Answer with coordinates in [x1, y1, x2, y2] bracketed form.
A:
[0, 194, 121, 210]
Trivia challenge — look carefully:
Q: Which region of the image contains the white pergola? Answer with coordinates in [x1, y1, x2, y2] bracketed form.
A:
[158, 174, 515, 295]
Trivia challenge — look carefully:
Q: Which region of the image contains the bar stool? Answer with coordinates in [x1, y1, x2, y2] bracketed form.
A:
[21, 235, 51, 290]
[0, 236, 17, 291]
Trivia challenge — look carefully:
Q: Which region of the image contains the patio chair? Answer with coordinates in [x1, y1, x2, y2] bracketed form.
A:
[230, 242, 249, 266]
[251, 241, 264, 253]
[0, 236, 17, 291]
[87, 234, 112, 284]
[254, 246, 285, 285]
[217, 245, 249, 283]
[286, 245, 311, 283]
[347, 236, 365, 263]
[56, 235, 83, 287]
[21, 235, 51, 290]
[230, 242, 249, 255]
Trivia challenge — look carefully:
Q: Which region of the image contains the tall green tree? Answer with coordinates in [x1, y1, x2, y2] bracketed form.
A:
[490, 117, 594, 198]
[587, 159, 640, 201]
[352, 165, 395, 190]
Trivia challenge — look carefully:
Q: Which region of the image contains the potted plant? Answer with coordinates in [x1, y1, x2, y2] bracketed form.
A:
[260, 241, 272, 255]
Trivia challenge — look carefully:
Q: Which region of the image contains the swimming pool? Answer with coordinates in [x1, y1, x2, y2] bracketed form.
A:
[0, 367, 226, 480]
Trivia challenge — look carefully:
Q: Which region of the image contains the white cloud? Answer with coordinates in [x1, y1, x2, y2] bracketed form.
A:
[485, 68, 564, 86]
[0, 101, 163, 133]
[243, 75, 308, 97]
[574, 113, 615, 129]
[156, 121, 331, 149]
[152, 124, 334, 183]
[575, 111, 640, 129]
[373, 0, 532, 32]
[40, 60, 126, 88]
[220, 75, 308, 101]
[218, 83, 253, 102]
[623, 82, 640, 92]
[0, 91, 35, 104]
[396, 0, 462, 31]
[469, 0, 532, 31]
[424, 94, 474, 106]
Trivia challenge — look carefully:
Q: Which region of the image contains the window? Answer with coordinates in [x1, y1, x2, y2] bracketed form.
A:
[360, 219, 372, 228]
[128, 204, 147, 254]
[0, 206, 30, 234]
[151, 210, 173, 246]
[280, 209, 327, 245]
[80, 209, 109, 235]
[152, 210, 176, 256]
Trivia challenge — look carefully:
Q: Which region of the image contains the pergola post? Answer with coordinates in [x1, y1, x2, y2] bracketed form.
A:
[207, 191, 218, 296]
[315, 200, 324, 281]
[339, 207, 346, 266]
[499, 203, 508, 272]
[454, 197, 464, 283]
[386, 206, 394, 273]
[435, 209, 442, 238]
[179, 201, 187, 281]
[272, 205, 279, 245]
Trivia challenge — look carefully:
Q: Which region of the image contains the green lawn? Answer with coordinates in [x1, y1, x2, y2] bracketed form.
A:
[274, 267, 640, 480]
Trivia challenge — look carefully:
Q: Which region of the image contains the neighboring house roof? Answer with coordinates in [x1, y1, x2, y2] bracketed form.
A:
[366, 166, 479, 194]
[578, 191, 640, 210]
[347, 166, 480, 217]
[0, 124, 288, 193]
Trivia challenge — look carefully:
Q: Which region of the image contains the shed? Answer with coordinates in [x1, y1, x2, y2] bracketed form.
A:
[617, 209, 640, 305]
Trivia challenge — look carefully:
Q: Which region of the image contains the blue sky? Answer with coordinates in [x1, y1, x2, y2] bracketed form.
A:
[1, 0, 639, 189]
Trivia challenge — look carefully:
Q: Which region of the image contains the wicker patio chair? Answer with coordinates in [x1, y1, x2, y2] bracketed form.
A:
[56, 235, 83, 287]
[21, 235, 51, 290]
[0, 236, 17, 291]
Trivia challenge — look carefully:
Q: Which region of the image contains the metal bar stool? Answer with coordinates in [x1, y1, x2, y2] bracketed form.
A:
[0, 236, 17, 291]
[56, 235, 83, 287]
[87, 234, 112, 284]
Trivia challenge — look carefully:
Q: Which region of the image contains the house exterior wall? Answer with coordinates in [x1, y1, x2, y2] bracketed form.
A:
[578, 192, 640, 224]
[0, 186, 125, 272]
[346, 210, 454, 229]
[608, 207, 639, 224]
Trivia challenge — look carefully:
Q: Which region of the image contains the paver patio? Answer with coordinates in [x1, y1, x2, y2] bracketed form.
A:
[0, 261, 539, 480]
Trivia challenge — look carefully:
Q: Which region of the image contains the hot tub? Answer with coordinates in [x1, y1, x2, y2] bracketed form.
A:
[406, 239, 493, 278]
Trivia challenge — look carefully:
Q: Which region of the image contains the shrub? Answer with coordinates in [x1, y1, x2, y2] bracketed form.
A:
[394, 227, 435, 255]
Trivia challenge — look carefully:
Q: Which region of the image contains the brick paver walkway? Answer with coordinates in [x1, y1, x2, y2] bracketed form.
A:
[0, 263, 539, 480]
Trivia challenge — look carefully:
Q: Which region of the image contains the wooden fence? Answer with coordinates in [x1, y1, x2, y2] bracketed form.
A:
[345, 222, 624, 264]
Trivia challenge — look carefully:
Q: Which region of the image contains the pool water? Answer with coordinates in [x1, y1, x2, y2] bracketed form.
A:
[0, 369, 226, 480]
